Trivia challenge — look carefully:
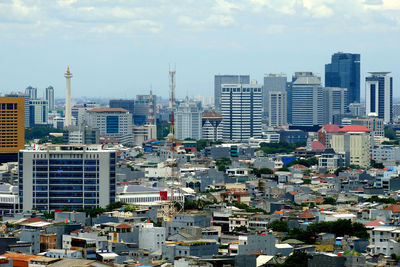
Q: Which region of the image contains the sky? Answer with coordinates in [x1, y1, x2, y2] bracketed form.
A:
[0, 0, 399, 100]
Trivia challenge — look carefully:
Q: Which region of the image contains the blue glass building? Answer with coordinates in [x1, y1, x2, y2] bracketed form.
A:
[325, 52, 360, 105]
[19, 144, 116, 211]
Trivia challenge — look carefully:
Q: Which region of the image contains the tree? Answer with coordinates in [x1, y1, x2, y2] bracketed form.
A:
[196, 139, 208, 151]
[157, 121, 170, 140]
[323, 197, 337, 205]
[370, 159, 385, 169]
[267, 220, 289, 232]
[215, 158, 231, 172]
[275, 250, 310, 267]
[253, 167, 273, 177]
[385, 128, 397, 140]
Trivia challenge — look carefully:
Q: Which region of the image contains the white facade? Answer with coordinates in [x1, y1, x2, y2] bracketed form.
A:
[221, 84, 262, 141]
[330, 131, 371, 168]
[175, 99, 202, 140]
[19, 144, 116, 211]
[366, 72, 393, 123]
[29, 99, 49, 125]
[371, 227, 400, 256]
[138, 226, 166, 252]
[268, 91, 287, 127]
[64, 67, 73, 127]
[85, 108, 133, 145]
[45, 86, 55, 110]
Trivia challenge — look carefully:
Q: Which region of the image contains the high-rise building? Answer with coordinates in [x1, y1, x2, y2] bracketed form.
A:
[64, 66, 73, 127]
[325, 52, 360, 105]
[365, 72, 393, 123]
[18, 144, 116, 211]
[5, 92, 30, 128]
[0, 97, 25, 163]
[29, 99, 49, 126]
[323, 87, 347, 124]
[393, 104, 400, 120]
[330, 126, 371, 168]
[133, 124, 157, 146]
[85, 107, 133, 145]
[214, 75, 250, 111]
[25, 86, 37, 99]
[221, 84, 262, 141]
[263, 74, 287, 115]
[175, 98, 202, 140]
[63, 124, 100, 144]
[291, 72, 324, 126]
[45, 86, 55, 110]
[349, 103, 366, 117]
[268, 91, 287, 127]
[110, 99, 135, 121]
[202, 111, 223, 141]
[134, 94, 157, 125]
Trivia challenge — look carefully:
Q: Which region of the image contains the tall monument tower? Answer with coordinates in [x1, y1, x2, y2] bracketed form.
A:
[64, 66, 73, 127]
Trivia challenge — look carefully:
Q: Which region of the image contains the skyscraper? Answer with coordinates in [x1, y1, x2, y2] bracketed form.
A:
[134, 94, 157, 125]
[45, 86, 55, 110]
[0, 97, 25, 163]
[221, 83, 262, 141]
[365, 72, 393, 123]
[64, 66, 73, 127]
[29, 99, 49, 126]
[18, 144, 116, 211]
[263, 74, 287, 116]
[291, 72, 324, 126]
[110, 99, 135, 122]
[325, 52, 360, 105]
[25, 86, 37, 99]
[268, 91, 287, 127]
[175, 98, 202, 140]
[202, 111, 223, 141]
[323, 87, 347, 124]
[214, 75, 250, 111]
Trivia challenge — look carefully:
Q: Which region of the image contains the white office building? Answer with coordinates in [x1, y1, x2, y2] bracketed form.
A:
[29, 99, 49, 126]
[175, 98, 202, 140]
[366, 72, 393, 123]
[85, 107, 133, 145]
[18, 144, 116, 211]
[291, 72, 324, 126]
[221, 84, 262, 141]
[45, 86, 55, 110]
[268, 91, 287, 127]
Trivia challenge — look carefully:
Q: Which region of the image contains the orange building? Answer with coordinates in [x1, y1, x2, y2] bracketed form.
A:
[1, 253, 41, 267]
[0, 97, 25, 163]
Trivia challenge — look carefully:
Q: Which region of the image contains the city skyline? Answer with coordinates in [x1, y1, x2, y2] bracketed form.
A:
[0, 1, 398, 99]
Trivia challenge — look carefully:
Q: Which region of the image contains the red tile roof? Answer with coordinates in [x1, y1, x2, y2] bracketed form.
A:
[364, 220, 387, 227]
[292, 164, 308, 169]
[298, 210, 315, 219]
[339, 126, 371, 132]
[116, 223, 132, 229]
[319, 124, 341, 133]
[87, 107, 129, 113]
[384, 204, 400, 213]
[312, 141, 326, 150]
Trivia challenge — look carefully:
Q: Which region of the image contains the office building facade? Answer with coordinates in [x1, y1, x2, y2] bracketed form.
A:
[63, 125, 100, 145]
[29, 99, 49, 126]
[25, 86, 37, 100]
[5, 92, 30, 128]
[291, 72, 324, 126]
[110, 99, 135, 120]
[263, 74, 287, 115]
[85, 107, 133, 145]
[268, 91, 287, 127]
[323, 87, 347, 124]
[45, 86, 55, 110]
[175, 98, 202, 140]
[221, 84, 262, 141]
[325, 52, 360, 105]
[0, 97, 25, 163]
[365, 72, 393, 123]
[134, 94, 156, 125]
[18, 144, 116, 211]
[214, 75, 250, 111]
[202, 111, 223, 141]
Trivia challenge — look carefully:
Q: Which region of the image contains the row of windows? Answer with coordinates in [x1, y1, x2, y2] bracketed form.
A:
[222, 88, 262, 93]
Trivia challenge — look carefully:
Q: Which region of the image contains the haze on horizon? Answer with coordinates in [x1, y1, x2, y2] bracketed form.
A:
[0, 0, 399, 99]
